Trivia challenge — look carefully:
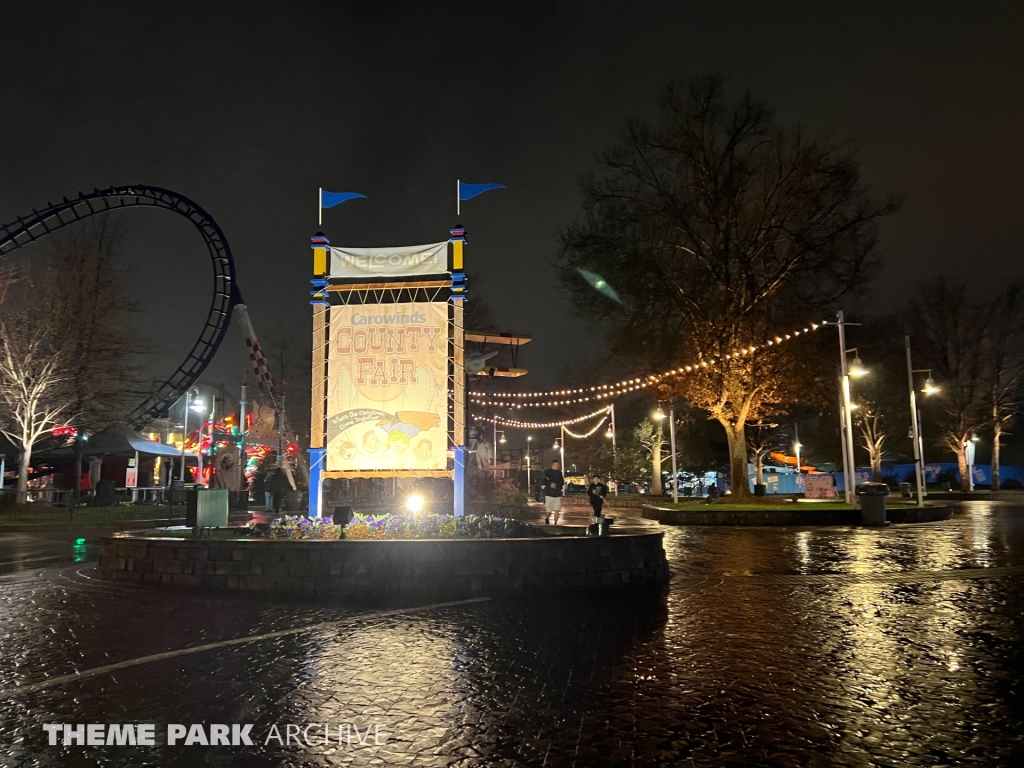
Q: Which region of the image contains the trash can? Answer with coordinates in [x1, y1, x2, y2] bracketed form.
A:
[856, 482, 889, 526]
[186, 488, 229, 528]
[899, 482, 912, 499]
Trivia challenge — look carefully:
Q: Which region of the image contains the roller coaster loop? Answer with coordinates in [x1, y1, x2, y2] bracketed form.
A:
[0, 184, 239, 429]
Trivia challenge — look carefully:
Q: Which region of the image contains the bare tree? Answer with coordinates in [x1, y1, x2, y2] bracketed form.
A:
[42, 217, 142, 504]
[0, 280, 72, 503]
[633, 419, 665, 493]
[746, 421, 784, 489]
[981, 281, 1024, 489]
[853, 401, 886, 481]
[909, 277, 990, 491]
[559, 75, 897, 498]
[848, 316, 907, 482]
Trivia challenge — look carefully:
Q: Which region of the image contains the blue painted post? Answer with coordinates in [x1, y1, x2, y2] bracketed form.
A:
[308, 448, 325, 518]
[305, 448, 325, 520]
[453, 446, 466, 517]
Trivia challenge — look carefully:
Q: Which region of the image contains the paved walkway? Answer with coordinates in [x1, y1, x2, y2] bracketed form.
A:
[0, 502, 1021, 766]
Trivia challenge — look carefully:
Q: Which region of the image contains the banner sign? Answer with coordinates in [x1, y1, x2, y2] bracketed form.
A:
[325, 301, 447, 472]
[803, 473, 835, 499]
[247, 404, 278, 441]
[329, 242, 448, 280]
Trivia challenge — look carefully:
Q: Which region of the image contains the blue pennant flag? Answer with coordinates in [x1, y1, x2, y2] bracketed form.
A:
[457, 180, 505, 214]
[321, 190, 366, 209]
[458, 181, 506, 201]
[319, 189, 366, 224]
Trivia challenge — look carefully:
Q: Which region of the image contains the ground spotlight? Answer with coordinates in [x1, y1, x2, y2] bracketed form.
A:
[406, 494, 424, 514]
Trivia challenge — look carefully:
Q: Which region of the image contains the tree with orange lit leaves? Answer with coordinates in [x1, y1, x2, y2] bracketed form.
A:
[559, 76, 897, 499]
[653, 334, 830, 496]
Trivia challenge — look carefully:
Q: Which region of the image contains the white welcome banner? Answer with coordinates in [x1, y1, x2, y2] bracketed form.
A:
[329, 242, 448, 279]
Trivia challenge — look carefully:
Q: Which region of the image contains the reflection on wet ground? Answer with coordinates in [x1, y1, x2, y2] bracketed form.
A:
[0, 502, 1022, 766]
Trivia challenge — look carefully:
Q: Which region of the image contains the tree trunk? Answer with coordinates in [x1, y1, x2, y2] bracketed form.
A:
[724, 423, 752, 500]
[754, 452, 764, 485]
[992, 422, 1002, 491]
[16, 445, 31, 504]
[870, 446, 882, 483]
[955, 444, 970, 492]
[651, 419, 664, 495]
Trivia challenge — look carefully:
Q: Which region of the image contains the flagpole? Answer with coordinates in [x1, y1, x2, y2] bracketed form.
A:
[456, 179, 460, 216]
[318, 187, 322, 226]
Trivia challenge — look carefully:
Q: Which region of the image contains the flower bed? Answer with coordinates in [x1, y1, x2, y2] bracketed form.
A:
[265, 514, 541, 541]
[269, 516, 341, 540]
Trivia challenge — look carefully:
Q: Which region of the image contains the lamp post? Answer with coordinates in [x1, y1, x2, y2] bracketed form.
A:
[196, 395, 214, 486]
[526, 436, 532, 492]
[966, 434, 979, 492]
[559, 426, 566, 481]
[668, 405, 678, 503]
[179, 388, 204, 482]
[652, 406, 666, 496]
[606, 403, 618, 495]
[905, 335, 940, 507]
[828, 311, 867, 505]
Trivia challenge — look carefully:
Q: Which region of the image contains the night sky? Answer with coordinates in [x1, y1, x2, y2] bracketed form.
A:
[1, 2, 1022, 402]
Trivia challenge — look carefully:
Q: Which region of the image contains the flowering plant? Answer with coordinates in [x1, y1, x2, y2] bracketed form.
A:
[269, 515, 342, 540]
[345, 513, 538, 540]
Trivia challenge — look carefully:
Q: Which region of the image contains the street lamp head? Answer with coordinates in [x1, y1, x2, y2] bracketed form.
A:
[605, 426, 614, 439]
[652, 406, 666, 421]
[970, 433, 980, 442]
[527, 436, 532, 442]
[190, 398, 207, 412]
[848, 356, 868, 377]
[498, 432, 507, 444]
[923, 377, 940, 395]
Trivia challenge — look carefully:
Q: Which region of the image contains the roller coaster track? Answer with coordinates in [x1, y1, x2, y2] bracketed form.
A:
[0, 184, 238, 428]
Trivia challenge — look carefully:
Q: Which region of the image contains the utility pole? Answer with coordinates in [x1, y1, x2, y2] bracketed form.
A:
[610, 403, 618, 496]
[669, 404, 678, 503]
[905, 336, 926, 507]
[239, 383, 248, 491]
[560, 425, 566, 486]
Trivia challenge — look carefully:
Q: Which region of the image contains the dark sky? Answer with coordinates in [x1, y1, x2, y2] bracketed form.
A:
[1, 1, 1022, 401]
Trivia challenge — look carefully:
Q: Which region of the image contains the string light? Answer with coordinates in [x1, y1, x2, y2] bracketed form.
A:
[563, 416, 608, 439]
[469, 319, 824, 406]
[472, 405, 612, 430]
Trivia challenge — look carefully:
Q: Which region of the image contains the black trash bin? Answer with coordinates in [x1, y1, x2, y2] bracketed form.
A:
[169, 479, 186, 506]
[899, 482, 912, 499]
[856, 482, 889, 526]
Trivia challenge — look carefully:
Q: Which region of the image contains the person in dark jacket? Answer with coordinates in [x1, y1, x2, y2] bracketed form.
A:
[267, 466, 292, 514]
[587, 475, 609, 517]
[251, 471, 269, 512]
[542, 460, 564, 524]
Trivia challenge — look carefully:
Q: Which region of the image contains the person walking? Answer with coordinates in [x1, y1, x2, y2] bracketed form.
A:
[267, 466, 291, 514]
[251, 471, 269, 512]
[542, 459, 564, 524]
[587, 474, 609, 517]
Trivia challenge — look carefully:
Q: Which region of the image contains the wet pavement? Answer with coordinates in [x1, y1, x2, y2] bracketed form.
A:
[0, 502, 1022, 766]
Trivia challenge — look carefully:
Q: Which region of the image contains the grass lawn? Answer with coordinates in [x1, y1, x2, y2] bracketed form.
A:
[652, 500, 918, 512]
[0, 505, 186, 526]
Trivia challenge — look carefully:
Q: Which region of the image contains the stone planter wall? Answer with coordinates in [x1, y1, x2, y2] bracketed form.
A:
[98, 532, 669, 600]
[642, 504, 952, 526]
